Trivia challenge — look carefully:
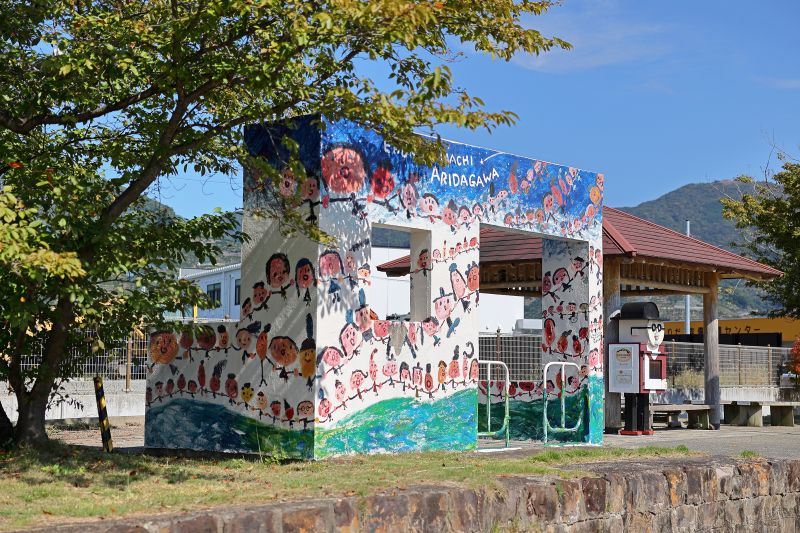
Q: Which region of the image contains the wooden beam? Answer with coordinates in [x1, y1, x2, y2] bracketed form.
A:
[480, 281, 540, 290]
[619, 277, 710, 294]
[620, 288, 705, 296]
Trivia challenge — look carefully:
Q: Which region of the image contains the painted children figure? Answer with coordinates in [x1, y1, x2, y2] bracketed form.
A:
[319, 250, 344, 303]
[295, 257, 316, 306]
[449, 263, 469, 311]
[433, 288, 460, 338]
[269, 336, 298, 381]
[418, 193, 440, 222]
[266, 252, 292, 300]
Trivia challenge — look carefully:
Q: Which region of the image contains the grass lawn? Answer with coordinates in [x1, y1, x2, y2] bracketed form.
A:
[0, 441, 692, 531]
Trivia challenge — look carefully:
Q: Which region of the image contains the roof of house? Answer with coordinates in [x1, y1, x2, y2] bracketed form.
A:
[377, 207, 782, 280]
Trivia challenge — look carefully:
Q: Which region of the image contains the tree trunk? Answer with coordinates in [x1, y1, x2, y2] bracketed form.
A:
[0, 403, 14, 446]
[13, 389, 50, 446]
[11, 297, 72, 447]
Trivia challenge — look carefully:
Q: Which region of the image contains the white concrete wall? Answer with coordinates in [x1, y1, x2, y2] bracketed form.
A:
[1, 380, 146, 422]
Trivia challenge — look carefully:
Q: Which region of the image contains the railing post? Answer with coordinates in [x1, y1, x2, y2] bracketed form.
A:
[670, 340, 676, 388]
[125, 334, 133, 392]
[737, 343, 742, 386]
[767, 344, 772, 387]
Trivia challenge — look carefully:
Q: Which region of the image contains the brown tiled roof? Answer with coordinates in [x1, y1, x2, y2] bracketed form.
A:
[377, 207, 782, 280]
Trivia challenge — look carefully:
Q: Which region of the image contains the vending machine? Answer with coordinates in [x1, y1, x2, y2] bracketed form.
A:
[608, 302, 668, 435]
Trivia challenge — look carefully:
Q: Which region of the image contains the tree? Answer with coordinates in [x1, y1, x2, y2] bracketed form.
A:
[0, 1, 569, 445]
[721, 158, 800, 318]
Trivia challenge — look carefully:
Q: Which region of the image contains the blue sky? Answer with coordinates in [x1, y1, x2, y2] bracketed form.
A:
[154, 0, 800, 218]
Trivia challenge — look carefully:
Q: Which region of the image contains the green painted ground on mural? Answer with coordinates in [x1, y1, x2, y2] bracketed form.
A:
[478, 390, 588, 443]
[315, 388, 478, 458]
[145, 399, 313, 459]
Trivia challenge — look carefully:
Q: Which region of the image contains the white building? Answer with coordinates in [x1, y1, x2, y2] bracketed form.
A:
[179, 263, 241, 320]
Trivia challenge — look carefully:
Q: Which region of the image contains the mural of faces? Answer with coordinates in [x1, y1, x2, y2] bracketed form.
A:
[321, 146, 367, 194]
[150, 332, 178, 364]
[267, 253, 290, 289]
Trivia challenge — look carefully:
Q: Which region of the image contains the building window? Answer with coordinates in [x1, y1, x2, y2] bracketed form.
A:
[206, 283, 222, 307]
[234, 279, 241, 306]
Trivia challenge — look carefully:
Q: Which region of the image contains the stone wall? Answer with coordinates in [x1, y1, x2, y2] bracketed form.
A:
[30, 457, 800, 532]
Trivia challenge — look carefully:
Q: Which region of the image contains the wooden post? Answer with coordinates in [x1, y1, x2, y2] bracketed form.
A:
[703, 272, 721, 429]
[603, 256, 622, 432]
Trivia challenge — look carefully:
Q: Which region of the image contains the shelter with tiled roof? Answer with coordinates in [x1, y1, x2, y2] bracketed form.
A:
[378, 207, 782, 431]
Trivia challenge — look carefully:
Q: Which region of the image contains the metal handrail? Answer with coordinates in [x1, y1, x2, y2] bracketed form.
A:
[543, 361, 584, 443]
[478, 360, 510, 447]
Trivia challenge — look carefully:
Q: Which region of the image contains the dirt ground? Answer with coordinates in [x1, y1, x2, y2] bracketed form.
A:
[47, 417, 145, 449]
[49, 417, 800, 460]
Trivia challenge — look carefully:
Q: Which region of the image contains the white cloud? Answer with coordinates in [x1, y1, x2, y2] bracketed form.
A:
[512, 1, 671, 73]
[757, 77, 800, 90]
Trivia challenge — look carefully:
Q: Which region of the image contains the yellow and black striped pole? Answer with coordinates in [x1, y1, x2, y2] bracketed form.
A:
[93, 375, 113, 453]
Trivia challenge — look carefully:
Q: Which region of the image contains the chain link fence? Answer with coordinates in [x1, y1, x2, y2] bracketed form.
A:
[478, 332, 790, 388]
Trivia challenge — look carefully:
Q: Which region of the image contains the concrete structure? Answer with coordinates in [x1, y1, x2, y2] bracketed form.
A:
[145, 116, 605, 458]
[183, 251, 525, 332]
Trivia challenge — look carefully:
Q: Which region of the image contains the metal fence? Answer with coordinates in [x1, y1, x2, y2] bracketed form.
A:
[478, 332, 791, 388]
[20, 332, 151, 383]
[478, 332, 541, 382]
[664, 340, 791, 388]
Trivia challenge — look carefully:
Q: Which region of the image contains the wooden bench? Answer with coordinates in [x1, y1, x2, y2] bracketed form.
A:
[651, 404, 712, 430]
[722, 401, 799, 427]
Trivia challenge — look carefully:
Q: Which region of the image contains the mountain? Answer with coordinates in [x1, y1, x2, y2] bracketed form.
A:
[616, 180, 777, 319]
[139, 197, 242, 269]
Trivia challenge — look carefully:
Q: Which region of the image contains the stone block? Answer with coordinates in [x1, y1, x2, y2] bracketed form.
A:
[168, 514, 221, 533]
[333, 498, 359, 533]
[555, 480, 583, 524]
[787, 460, 800, 492]
[636, 471, 670, 513]
[696, 501, 720, 529]
[724, 499, 744, 526]
[623, 511, 652, 531]
[715, 465, 735, 500]
[410, 487, 458, 533]
[768, 460, 788, 496]
[670, 505, 699, 532]
[685, 465, 717, 505]
[525, 482, 560, 523]
[281, 501, 335, 533]
[222, 506, 281, 533]
[662, 467, 686, 507]
[580, 476, 607, 517]
[603, 472, 626, 515]
[446, 487, 484, 532]
[491, 476, 530, 526]
[363, 492, 410, 533]
[738, 462, 771, 497]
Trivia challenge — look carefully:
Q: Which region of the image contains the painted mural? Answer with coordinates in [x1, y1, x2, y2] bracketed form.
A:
[144, 114, 604, 459]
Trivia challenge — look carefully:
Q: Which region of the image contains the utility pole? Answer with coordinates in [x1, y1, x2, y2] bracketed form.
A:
[685, 220, 691, 335]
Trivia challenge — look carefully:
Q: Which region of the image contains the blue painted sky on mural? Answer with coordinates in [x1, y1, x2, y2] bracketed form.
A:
[153, 0, 800, 218]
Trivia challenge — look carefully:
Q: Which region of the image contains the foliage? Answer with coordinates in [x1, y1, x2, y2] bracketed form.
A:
[0, 131, 240, 436]
[721, 160, 800, 318]
[0, 0, 570, 444]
